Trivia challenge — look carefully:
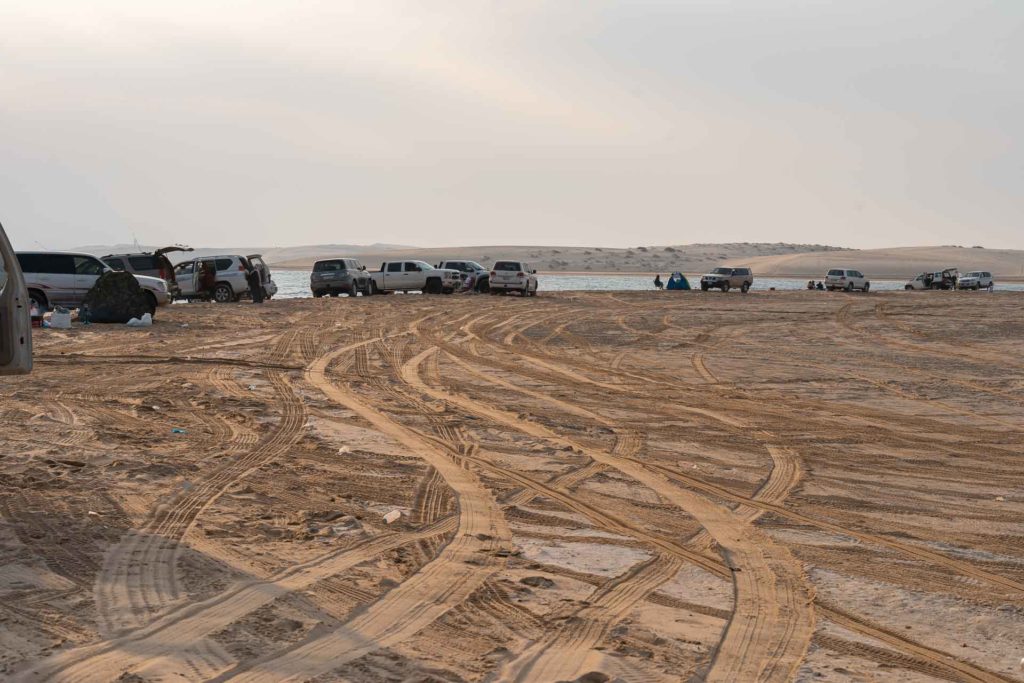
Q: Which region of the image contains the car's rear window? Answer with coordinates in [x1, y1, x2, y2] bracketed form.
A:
[828, 269, 844, 276]
[128, 256, 159, 270]
[494, 261, 522, 271]
[315, 260, 347, 272]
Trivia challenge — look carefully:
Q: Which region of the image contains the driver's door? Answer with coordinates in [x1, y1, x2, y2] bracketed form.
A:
[402, 261, 422, 289]
[0, 224, 32, 374]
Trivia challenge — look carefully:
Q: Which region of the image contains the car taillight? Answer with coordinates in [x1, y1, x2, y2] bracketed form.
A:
[490, 271, 495, 277]
[238, 264, 246, 271]
[517, 272, 525, 277]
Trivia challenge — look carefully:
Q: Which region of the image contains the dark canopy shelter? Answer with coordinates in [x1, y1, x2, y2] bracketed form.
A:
[666, 272, 691, 290]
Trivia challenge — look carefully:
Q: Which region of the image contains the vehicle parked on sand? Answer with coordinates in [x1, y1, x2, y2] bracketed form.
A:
[311, 258, 371, 297]
[16, 252, 170, 313]
[905, 268, 958, 290]
[0, 223, 32, 375]
[700, 267, 753, 293]
[369, 261, 460, 295]
[174, 254, 277, 302]
[436, 260, 489, 292]
[489, 260, 538, 296]
[825, 269, 870, 292]
[102, 246, 193, 296]
[956, 271, 994, 290]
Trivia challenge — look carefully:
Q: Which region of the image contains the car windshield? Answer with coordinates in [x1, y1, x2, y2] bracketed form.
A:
[466, 261, 483, 270]
[711, 267, 732, 274]
[494, 261, 521, 271]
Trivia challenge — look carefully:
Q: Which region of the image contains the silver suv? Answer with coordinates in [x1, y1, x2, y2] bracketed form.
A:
[700, 267, 753, 293]
[957, 271, 994, 290]
[311, 258, 371, 297]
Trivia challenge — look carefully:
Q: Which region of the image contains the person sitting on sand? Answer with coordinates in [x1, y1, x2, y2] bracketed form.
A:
[807, 280, 815, 290]
[816, 281, 825, 290]
[654, 274, 663, 290]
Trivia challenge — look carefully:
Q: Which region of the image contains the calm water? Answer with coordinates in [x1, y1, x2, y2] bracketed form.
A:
[268, 270, 1022, 299]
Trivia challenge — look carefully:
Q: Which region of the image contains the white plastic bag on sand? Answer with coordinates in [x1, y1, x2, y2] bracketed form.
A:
[126, 313, 153, 327]
[383, 510, 401, 524]
[50, 310, 72, 329]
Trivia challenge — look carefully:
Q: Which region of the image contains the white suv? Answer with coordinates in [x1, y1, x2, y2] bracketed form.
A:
[174, 254, 278, 302]
[825, 269, 870, 292]
[16, 252, 171, 312]
[957, 271, 994, 290]
[489, 261, 538, 296]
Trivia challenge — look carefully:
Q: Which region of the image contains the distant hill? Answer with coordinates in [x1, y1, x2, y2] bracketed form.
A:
[734, 246, 1024, 280]
[268, 242, 849, 273]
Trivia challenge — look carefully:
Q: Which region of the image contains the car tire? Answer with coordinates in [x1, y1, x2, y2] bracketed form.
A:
[329, 291, 339, 297]
[368, 281, 378, 295]
[845, 283, 854, 292]
[313, 290, 323, 298]
[905, 285, 914, 291]
[213, 283, 234, 303]
[700, 283, 709, 292]
[721, 282, 730, 293]
[477, 279, 489, 293]
[424, 278, 442, 294]
[863, 282, 870, 292]
[144, 291, 158, 315]
[29, 290, 48, 311]
[740, 282, 750, 293]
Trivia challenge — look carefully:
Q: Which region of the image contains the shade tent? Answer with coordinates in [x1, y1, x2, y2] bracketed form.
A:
[666, 272, 691, 290]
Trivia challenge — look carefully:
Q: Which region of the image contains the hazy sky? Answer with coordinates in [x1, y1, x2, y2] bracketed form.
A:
[2, 1, 1021, 250]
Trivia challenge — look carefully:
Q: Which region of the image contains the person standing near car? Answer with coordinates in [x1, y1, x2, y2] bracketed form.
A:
[247, 266, 264, 304]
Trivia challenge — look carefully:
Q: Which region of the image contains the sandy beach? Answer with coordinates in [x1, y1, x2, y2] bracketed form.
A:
[2, 291, 1023, 682]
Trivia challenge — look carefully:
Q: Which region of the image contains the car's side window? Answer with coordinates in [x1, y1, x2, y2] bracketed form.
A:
[176, 261, 195, 275]
[105, 258, 126, 271]
[404, 262, 419, 272]
[0, 250, 7, 293]
[74, 256, 105, 276]
[215, 258, 233, 272]
[129, 256, 156, 270]
[387, 262, 402, 273]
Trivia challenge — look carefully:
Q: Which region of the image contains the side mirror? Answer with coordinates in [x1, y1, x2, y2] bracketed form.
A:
[360, 266, 366, 271]
[532, 269, 537, 274]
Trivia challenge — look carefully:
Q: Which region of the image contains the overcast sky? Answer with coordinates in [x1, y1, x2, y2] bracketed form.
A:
[2, 1, 1021, 250]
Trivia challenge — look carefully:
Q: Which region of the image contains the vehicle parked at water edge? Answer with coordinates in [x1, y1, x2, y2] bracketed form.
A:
[489, 260, 538, 296]
[174, 254, 277, 302]
[825, 269, 870, 292]
[102, 246, 193, 296]
[0, 223, 31, 375]
[436, 260, 489, 292]
[905, 268, 958, 290]
[311, 258, 371, 297]
[369, 261, 460, 295]
[700, 267, 753, 293]
[16, 252, 170, 313]
[956, 271, 994, 290]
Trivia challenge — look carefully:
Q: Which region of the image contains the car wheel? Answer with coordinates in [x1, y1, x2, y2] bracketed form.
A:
[213, 283, 234, 303]
[313, 290, 323, 298]
[740, 282, 750, 293]
[721, 282, 730, 293]
[700, 283, 709, 292]
[845, 283, 854, 292]
[329, 291, 339, 297]
[477, 278, 489, 293]
[863, 282, 870, 292]
[144, 291, 158, 315]
[904, 285, 913, 291]
[369, 281, 378, 295]
[29, 290, 48, 311]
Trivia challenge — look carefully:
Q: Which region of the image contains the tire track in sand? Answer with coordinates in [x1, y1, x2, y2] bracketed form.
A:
[93, 370, 305, 635]
[214, 335, 511, 683]
[402, 346, 814, 683]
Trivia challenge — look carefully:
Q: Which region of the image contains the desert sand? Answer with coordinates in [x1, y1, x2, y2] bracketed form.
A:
[2, 291, 1023, 682]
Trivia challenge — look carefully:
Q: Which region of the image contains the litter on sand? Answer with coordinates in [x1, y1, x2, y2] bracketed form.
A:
[337, 446, 351, 454]
[126, 313, 153, 327]
[383, 510, 402, 524]
[171, 428, 187, 434]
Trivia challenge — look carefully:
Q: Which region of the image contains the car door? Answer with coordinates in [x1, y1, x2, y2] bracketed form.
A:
[403, 262, 422, 289]
[0, 224, 32, 374]
[44, 254, 78, 305]
[383, 262, 402, 289]
[174, 260, 196, 296]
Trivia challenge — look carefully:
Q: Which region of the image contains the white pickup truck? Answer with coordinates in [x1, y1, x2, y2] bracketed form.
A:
[369, 260, 461, 295]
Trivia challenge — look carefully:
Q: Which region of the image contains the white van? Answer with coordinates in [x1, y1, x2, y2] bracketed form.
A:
[0, 223, 32, 374]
